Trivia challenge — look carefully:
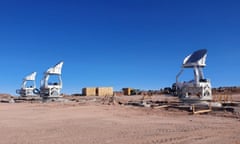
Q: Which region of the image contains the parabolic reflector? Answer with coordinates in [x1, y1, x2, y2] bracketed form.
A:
[46, 61, 64, 75]
[183, 49, 207, 68]
[24, 72, 37, 81]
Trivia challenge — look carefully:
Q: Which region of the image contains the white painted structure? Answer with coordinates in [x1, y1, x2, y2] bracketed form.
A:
[16, 72, 37, 97]
[40, 61, 64, 98]
[175, 49, 212, 101]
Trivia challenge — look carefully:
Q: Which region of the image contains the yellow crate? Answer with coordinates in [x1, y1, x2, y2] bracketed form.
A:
[82, 87, 97, 96]
[97, 87, 113, 96]
[122, 88, 132, 96]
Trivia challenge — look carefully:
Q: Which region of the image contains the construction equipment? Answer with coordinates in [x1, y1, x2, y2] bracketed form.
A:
[16, 72, 37, 97]
[173, 49, 212, 101]
[39, 61, 64, 98]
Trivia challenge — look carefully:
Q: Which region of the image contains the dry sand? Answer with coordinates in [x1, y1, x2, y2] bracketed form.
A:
[0, 96, 240, 144]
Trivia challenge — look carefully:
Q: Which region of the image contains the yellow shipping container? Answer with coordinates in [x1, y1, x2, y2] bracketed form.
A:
[82, 87, 97, 96]
[97, 87, 113, 96]
[122, 88, 132, 96]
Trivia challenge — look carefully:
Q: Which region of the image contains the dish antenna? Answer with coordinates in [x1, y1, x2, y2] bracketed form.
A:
[39, 61, 64, 98]
[173, 49, 212, 101]
[16, 72, 37, 97]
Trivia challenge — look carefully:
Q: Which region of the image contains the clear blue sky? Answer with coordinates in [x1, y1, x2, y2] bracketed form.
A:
[0, 0, 240, 95]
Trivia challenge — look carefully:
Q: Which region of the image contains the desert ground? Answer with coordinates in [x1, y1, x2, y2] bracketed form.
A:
[0, 95, 240, 144]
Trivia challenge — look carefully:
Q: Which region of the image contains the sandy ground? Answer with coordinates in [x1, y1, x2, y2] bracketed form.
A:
[1, 96, 240, 144]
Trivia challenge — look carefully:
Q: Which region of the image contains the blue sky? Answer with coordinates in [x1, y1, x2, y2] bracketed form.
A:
[0, 0, 240, 95]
